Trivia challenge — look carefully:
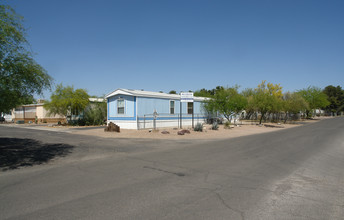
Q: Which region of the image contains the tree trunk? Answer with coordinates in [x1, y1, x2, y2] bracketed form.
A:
[306, 110, 310, 119]
[225, 115, 231, 123]
[259, 112, 265, 124]
[284, 112, 288, 124]
[245, 111, 253, 120]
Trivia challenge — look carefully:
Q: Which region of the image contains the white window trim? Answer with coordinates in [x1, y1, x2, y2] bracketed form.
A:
[117, 98, 125, 115]
[169, 100, 175, 115]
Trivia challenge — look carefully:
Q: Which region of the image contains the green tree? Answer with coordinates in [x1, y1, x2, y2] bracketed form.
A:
[84, 101, 107, 125]
[323, 85, 344, 114]
[241, 88, 256, 120]
[283, 92, 308, 123]
[0, 5, 52, 113]
[194, 86, 225, 97]
[298, 86, 330, 118]
[252, 81, 283, 124]
[168, 90, 177, 94]
[44, 84, 90, 121]
[205, 86, 247, 122]
[194, 88, 213, 97]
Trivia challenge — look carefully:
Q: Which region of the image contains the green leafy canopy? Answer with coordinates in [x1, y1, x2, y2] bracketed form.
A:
[298, 86, 330, 117]
[204, 86, 247, 121]
[0, 5, 52, 113]
[44, 84, 90, 118]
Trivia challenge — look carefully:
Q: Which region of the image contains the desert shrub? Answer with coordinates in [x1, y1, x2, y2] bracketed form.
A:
[224, 121, 231, 129]
[194, 123, 203, 132]
[68, 118, 86, 126]
[211, 122, 219, 130]
[78, 119, 86, 126]
[83, 102, 107, 125]
[66, 101, 106, 126]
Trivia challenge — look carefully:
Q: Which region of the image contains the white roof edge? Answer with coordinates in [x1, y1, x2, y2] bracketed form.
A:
[22, 103, 44, 107]
[20, 97, 106, 107]
[89, 98, 105, 102]
[105, 89, 209, 101]
[105, 89, 133, 98]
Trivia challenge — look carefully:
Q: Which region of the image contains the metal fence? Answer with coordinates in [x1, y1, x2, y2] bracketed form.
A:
[137, 113, 207, 130]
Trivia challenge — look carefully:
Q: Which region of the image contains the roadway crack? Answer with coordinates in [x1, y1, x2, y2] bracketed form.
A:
[214, 191, 245, 220]
[143, 166, 185, 177]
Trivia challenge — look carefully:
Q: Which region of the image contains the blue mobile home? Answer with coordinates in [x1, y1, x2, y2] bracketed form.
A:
[105, 89, 209, 129]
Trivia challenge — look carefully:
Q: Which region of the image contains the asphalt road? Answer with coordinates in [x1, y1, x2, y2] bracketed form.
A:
[1, 118, 344, 220]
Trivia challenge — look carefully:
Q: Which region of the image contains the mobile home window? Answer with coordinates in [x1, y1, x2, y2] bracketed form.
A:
[187, 102, 193, 114]
[170, 100, 175, 114]
[117, 99, 124, 114]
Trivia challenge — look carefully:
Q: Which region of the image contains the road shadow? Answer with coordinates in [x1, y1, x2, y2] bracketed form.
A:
[0, 138, 73, 171]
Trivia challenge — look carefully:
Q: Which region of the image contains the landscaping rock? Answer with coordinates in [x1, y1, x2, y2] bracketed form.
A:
[224, 125, 235, 129]
[181, 129, 190, 134]
[264, 124, 284, 128]
[161, 131, 170, 134]
[104, 122, 120, 132]
[178, 129, 190, 135]
[186, 130, 192, 134]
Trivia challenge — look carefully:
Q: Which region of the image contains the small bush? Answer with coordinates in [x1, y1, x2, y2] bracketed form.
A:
[212, 122, 219, 130]
[224, 121, 231, 129]
[78, 119, 86, 126]
[68, 119, 86, 126]
[194, 123, 203, 132]
[83, 102, 107, 126]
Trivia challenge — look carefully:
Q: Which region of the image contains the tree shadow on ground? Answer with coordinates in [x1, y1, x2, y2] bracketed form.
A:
[0, 138, 73, 171]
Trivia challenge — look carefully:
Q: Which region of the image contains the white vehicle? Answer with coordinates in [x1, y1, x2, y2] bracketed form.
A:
[0, 113, 12, 122]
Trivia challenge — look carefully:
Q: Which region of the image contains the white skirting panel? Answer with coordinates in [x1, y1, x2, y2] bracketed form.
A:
[137, 119, 206, 130]
[107, 120, 138, 129]
[108, 118, 207, 130]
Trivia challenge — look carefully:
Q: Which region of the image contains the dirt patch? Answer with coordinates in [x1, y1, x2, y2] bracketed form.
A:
[69, 123, 310, 140]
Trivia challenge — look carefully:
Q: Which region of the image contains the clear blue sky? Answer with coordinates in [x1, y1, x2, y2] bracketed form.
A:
[5, 0, 344, 98]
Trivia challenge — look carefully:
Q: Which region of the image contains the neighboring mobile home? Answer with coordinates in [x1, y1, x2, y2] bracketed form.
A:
[12, 98, 105, 123]
[11, 100, 66, 123]
[105, 89, 209, 129]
